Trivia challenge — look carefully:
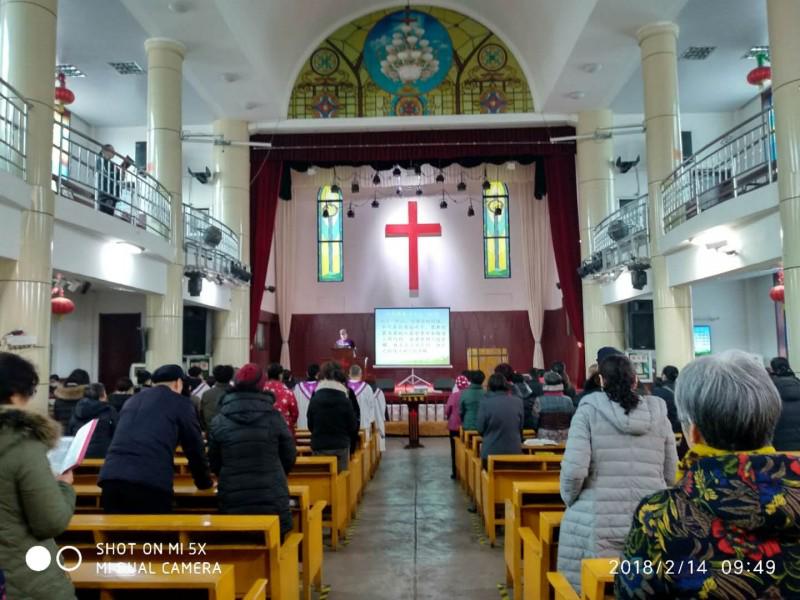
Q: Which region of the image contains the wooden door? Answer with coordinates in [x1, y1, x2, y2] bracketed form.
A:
[98, 313, 142, 391]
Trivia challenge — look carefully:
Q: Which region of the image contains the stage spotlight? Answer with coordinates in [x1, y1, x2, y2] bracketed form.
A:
[322, 207, 330, 218]
[351, 181, 360, 194]
[436, 171, 445, 183]
[187, 271, 203, 297]
[416, 186, 423, 196]
[371, 197, 380, 208]
[590, 252, 603, 272]
[467, 203, 475, 217]
[203, 225, 222, 247]
[392, 165, 402, 177]
[414, 164, 422, 175]
[396, 186, 402, 196]
[630, 268, 647, 290]
[230, 262, 252, 283]
[607, 219, 629, 241]
[347, 204, 355, 218]
[372, 172, 381, 185]
[440, 199, 448, 209]
[457, 176, 467, 192]
[330, 183, 341, 194]
[494, 206, 502, 216]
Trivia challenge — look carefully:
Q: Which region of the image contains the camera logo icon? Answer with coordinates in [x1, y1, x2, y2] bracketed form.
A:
[25, 546, 82, 572]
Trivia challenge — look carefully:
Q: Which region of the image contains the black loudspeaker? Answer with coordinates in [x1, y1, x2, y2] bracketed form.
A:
[135, 141, 147, 170]
[627, 300, 655, 350]
[183, 307, 209, 356]
[681, 131, 693, 159]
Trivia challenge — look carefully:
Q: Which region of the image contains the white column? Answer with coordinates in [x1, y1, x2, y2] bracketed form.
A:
[637, 22, 694, 369]
[144, 38, 185, 369]
[577, 109, 625, 367]
[0, 0, 58, 412]
[767, 0, 800, 367]
[211, 119, 250, 367]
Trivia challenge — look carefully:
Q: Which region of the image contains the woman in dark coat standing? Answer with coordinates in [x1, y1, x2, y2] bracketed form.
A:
[307, 361, 359, 474]
[207, 363, 297, 537]
[52, 367, 90, 430]
[68, 382, 118, 458]
[770, 356, 800, 450]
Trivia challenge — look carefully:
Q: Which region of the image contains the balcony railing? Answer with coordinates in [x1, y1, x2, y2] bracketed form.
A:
[590, 194, 650, 276]
[183, 204, 243, 281]
[0, 77, 28, 179]
[53, 124, 172, 241]
[661, 107, 776, 233]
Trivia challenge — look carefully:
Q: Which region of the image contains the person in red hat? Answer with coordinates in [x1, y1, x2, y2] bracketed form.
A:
[207, 363, 297, 537]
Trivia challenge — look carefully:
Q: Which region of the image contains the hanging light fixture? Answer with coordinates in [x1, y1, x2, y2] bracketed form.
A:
[330, 168, 340, 194]
[457, 173, 467, 192]
[372, 171, 381, 185]
[351, 177, 360, 194]
[371, 194, 380, 208]
[416, 185, 423, 196]
[435, 170, 445, 183]
[439, 190, 448, 209]
[396, 185, 403, 196]
[413, 164, 422, 175]
[488, 198, 504, 216]
[467, 199, 475, 217]
[347, 203, 355, 218]
[482, 167, 491, 191]
[322, 206, 330, 218]
[380, 5, 441, 85]
[392, 165, 402, 177]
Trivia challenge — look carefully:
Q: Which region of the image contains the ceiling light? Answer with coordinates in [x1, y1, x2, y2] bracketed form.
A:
[371, 197, 380, 208]
[56, 64, 86, 78]
[392, 166, 402, 177]
[222, 72, 239, 83]
[415, 186, 423, 196]
[322, 207, 329, 218]
[347, 204, 355, 218]
[351, 180, 360, 194]
[680, 46, 716, 61]
[168, 0, 191, 13]
[372, 172, 381, 185]
[108, 62, 144, 75]
[580, 62, 603, 74]
[440, 199, 448, 209]
[482, 179, 491, 191]
[115, 241, 144, 255]
[566, 91, 586, 100]
[467, 202, 475, 217]
[436, 171, 445, 183]
[457, 176, 466, 192]
[244, 101, 260, 110]
[330, 183, 341, 194]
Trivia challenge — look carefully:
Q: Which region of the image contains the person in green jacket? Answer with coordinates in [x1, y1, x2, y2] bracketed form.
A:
[0, 352, 76, 600]
[459, 370, 486, 431]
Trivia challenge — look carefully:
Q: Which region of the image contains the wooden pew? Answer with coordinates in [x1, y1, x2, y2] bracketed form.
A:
[504, 482, 563, 600]
[60, 514, 301, 600]
[288, 456, 349, 550]
[521, 444, 566, 455]
[469, 435, 483, 507]
[480, 454, 562, 545]
[69, 562, 237, 600]
[244, 578, 269, 600]
[520, 511, 563, 600]
[72, 483, 324, 600]
[74, 457, 190, 485]
[454, 428, 466, 483]
[546, 558, 616, 600]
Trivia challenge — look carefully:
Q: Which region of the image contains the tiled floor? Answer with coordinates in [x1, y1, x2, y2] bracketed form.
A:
[323, 437, 505, 599]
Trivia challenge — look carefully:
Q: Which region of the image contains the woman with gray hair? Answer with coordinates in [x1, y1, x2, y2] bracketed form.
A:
[616, 350, 800, 599]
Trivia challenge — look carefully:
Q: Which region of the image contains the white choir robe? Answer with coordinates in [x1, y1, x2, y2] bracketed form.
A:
[373, 387, 387, 452]
[294, 381, 317, 430]
[349, 380, 375, 438]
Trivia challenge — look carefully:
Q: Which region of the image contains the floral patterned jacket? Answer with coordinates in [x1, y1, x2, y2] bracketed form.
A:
[263, 380, 299, 437]
[615, 446, 800, 599]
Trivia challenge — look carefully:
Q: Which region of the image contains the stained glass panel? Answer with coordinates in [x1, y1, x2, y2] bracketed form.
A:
[483, 181, 510, 278]
[318, 185, 344, 282]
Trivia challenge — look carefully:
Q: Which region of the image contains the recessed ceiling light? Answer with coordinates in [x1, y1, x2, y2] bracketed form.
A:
[56, 64, 85, 78]
[680, 46, 716, 61]
[580, 63, 603, 74]
[222, 72, 239, 83]
[168, 1, 191, 13]
[115, 241, 144, 255]
[743, 45, 770, 59]
[109, 62, 144, 75]
[244, 101, 260, 110]
[565, 91, 586, 100]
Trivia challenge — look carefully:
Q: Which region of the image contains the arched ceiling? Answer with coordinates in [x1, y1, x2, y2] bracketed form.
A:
[59, 0, 715, 127]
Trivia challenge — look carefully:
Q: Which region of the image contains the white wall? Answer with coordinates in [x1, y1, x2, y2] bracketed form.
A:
[691, 274, 778, 363]
[50, 289, 146, 380]
[288, 166, 561, 314]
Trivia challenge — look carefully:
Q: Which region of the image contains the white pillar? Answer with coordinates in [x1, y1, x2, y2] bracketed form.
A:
[637, 22, 694, 369]
[577, 109, 625, 368]
[211, 119, 250, 367]
[0, 0, 58, 412]
[144, 38, 185, 369]
[767, 0, 800, 367]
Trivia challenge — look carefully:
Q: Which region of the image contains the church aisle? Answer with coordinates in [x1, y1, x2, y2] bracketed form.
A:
[323, 438, 505, 600]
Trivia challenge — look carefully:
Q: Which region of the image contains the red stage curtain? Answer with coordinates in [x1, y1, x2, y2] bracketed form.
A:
[545, 154, 585, 381]
[249, 157, 283, 348]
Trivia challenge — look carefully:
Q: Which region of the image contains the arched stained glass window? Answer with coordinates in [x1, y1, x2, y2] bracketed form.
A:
[483, 181, 510, 278]
[318, 185, 344, 282]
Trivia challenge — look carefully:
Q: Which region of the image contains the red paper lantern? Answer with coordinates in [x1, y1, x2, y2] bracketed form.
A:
[54, 73, 75, 106]
[747, 53, 772, 88]
[769, 284, 785, 303]
[51, 288, 75, 315]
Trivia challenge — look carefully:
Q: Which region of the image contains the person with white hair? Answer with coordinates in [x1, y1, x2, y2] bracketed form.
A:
[616, 350, 800, 599]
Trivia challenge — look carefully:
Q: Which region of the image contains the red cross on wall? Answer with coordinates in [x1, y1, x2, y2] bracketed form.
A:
[385, 201, 442, 293]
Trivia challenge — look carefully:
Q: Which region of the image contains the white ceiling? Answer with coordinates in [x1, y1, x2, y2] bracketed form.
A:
[612, 0, 769, 114]
[56, 0, 770, 129]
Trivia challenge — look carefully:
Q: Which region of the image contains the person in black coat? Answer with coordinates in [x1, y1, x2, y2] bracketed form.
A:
[68, 382, 118, 458]
[307, 362, 358, 474]
[651, 365, 682, 433]
[770, 356, 800, 450]
[52, 368, 90, 430]
[99, 364, 213, 513]
[208, 363, 296, 537]
[108, 376, 134, 413]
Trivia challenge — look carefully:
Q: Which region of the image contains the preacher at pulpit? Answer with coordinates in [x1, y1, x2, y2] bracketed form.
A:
[335, 328, 356, 349]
